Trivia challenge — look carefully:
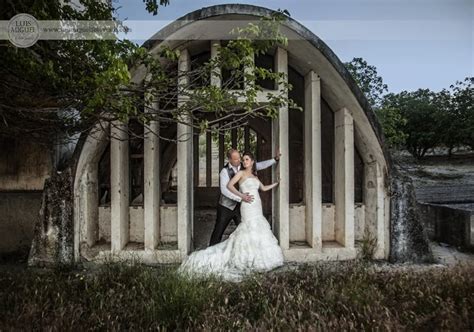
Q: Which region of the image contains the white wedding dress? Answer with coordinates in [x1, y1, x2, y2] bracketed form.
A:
[178, 177, 284, 281]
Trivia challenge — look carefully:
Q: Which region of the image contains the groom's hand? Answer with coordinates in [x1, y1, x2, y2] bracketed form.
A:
[242, 193, 254, 203]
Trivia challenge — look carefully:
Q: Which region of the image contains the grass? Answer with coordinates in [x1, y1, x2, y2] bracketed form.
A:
[0, 261, 473, 330]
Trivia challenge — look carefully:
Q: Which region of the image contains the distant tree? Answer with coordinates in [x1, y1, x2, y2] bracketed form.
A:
[382, 89, 444, 158]
[345, 57, 407, 149]
[451, 77, 474, 150]
[142, 0, 170, 15]
[421, 77, 473, 156]
[374, 107, 407, 149]
[436, 87, 459, 156]
[345, 57, 388, 109]
[345, 58, 472, 157]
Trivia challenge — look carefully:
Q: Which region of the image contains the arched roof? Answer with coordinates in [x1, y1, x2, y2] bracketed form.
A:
[140, 4, 393, 172]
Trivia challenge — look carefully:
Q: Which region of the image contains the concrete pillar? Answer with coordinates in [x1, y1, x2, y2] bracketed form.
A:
[272, 47, 289, 249]
[363, 161, 377, 235]
[304, 71, 322, 250]
[83, 165, 99, 247]
[111, 121, 129, 251]
[375, 162, 385, 258]
[144, 99, 160, 250]
[177, 49, 193, 255]
[364, 161, 386, 258]
[74, 122, 110, 261]
[210, 40, 221, 87]
[334, 107, 354, 248]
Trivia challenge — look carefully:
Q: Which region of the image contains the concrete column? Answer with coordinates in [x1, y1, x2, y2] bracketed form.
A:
[111, 121, 129, 251]
[74, 122, 110, 261]
[210, 40, 221, 87]
[83, 165, 99, 247]
[177, 49, 193, 255]
[375, 162, 385, 258]
[334, 107, 355, 248]
[144, 99, 160, 250]
[364, 161, 386, 258]
[272, 47, 289, 249]
[304, 71, 322, 250]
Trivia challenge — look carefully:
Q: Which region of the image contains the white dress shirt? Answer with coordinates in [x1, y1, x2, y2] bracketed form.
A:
[219, 158, 277, 202]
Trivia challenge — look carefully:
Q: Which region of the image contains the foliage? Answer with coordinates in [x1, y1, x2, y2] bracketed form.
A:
[382, 89, 444, 158]
[0, 2, 296, 146]
[1, 0, 136, 143]
[0, 262, 472, 329]
[426, 78, 474, 155]
[345, 57, 472, 156]
[345, 57, 388, 109]
[142, 0, 170, 15]
[345, 57, 407, 149]
[155, 10, 298, 135]
[375, 107, 408, 148]
[444, 78, 474, 151]
[381, 79, 473, 158]
[357, 231, 378, 260]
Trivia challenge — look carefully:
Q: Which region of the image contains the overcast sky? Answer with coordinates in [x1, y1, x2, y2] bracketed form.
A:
[114, 0, 473, 93]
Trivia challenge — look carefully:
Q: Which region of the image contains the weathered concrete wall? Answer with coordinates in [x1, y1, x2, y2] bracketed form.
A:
[28, 167, 74, 266]
[418, 202, 473, 250]
[98, 205, 178, 244]
[0, 192, 42, 258]
[289, 204, 305, 241]
[0, 138, 52, 191]
[289, 203, 365, 243]
[415, 185, 474, 204]
[390, 169, 433, 262]
[0, 138, 53, 257]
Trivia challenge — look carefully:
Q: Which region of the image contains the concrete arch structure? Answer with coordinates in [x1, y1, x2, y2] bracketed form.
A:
[73, 4, 392, 264]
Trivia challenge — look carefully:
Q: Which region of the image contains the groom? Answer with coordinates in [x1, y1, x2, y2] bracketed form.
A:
[209, 148, 281, 246]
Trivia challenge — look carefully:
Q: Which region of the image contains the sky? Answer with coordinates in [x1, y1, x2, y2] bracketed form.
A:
[113, 0, 473, 93]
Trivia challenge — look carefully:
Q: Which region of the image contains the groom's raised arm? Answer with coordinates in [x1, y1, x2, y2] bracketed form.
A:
[219, 168, 242, 202]
[255, 158, 277, 171]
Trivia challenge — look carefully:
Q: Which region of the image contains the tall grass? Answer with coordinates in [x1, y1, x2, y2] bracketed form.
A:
[0, 261, 472, 330]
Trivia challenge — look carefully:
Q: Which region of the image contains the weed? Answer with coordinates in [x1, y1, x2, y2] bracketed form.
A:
[0, 262, 472, 329]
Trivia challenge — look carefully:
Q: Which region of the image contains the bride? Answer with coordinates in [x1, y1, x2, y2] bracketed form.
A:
[178, 151, 284, 281]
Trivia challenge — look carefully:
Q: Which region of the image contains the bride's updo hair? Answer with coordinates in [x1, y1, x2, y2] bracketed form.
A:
[242, 151, 257, 176]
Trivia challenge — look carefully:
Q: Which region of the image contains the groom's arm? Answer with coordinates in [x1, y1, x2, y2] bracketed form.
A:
[220, 169, 242, 202]
[255, 158, 277, 171]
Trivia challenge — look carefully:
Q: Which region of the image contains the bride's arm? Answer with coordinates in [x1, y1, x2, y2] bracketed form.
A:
[227, 171, 245, 198]
[259, 179, 280, 192]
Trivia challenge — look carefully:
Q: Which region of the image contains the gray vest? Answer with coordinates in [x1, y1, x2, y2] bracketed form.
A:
[218, 163, 242, 210]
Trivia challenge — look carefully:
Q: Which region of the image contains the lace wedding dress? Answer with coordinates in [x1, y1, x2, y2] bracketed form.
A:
[178, 177, 284, 281]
